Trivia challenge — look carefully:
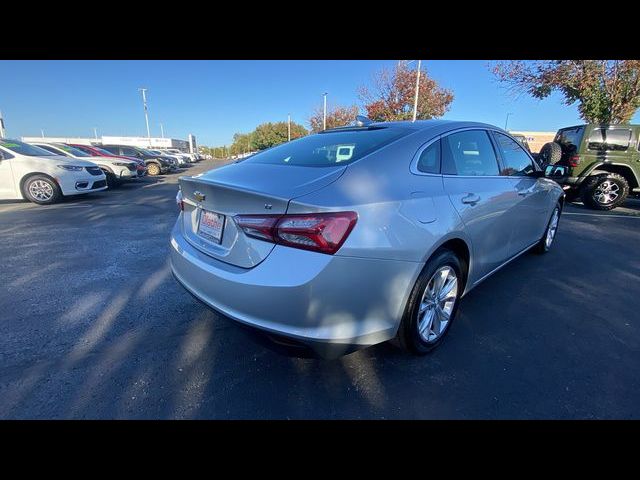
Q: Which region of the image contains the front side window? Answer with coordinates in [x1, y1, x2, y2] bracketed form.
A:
[416, 140, 441, 174]
[243, 127, 411, 167]
[587, 128, 632, 151]
[493, 132, 535, 176]
[441, 130, 499, 176]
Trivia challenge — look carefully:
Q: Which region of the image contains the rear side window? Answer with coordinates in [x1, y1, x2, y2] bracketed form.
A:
[493, 132, 535, 176]
[442, 130, 499, 176]
[587, 127, 632, 151]
[416, 140, 441, 174]
[243, 127, 411, 167]
[555, 127, 584, 155]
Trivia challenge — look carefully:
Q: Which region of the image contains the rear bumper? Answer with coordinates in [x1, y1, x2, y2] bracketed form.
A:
[169, 219, 421, 358]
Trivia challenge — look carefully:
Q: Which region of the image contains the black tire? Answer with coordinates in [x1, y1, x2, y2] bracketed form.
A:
[580, 173, 629, 211]
[147, 163, 161, 176]
[533, 203, 561, 254]
[22, 175, 62, 205]
[538, 142, 562, 165]
[396, 249, 465, 355]
[104, 171, 119, 188]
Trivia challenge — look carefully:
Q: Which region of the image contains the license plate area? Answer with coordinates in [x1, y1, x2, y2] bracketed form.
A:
[197, 209, 225, 244]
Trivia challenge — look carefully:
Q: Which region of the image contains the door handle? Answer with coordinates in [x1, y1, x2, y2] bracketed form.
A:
[461, 193, 480, 205]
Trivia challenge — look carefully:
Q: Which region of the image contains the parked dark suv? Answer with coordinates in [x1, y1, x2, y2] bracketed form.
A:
[99, 145, 177, 176]
[538, 124, 640, 210]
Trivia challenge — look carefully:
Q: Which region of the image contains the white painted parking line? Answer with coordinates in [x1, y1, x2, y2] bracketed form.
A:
[564, 212, 640, 219]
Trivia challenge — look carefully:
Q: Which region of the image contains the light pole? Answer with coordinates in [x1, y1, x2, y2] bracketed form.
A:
[287, 113, 291, 141]
[504, 112, 513, 131]
[41, 129, 45, 138]
[0, 111, 6, 138]
[138, 88, 151, 142]
[412, 59, 422, 122]
[323, 93, 328, 130]
[160, 123, 165, 138]
[93, 127, 98, 140]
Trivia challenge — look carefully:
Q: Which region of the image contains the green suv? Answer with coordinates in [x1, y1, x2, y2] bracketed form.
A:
[538, 124, 640, 210]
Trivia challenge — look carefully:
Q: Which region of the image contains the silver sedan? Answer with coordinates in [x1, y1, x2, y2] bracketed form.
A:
[170, 120, 565, 358]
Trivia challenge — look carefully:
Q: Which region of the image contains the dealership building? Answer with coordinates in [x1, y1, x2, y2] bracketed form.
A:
[20, 134, 198, 154]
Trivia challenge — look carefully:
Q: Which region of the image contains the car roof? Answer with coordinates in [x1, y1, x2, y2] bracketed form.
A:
[324, 119, 504, 134]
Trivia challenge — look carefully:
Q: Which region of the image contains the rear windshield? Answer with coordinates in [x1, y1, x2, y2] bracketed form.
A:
[0, 139, 57, 157]
[555, 127, 584, 155]
[242, 127, 411, 167]
[587, 127, 632, 151]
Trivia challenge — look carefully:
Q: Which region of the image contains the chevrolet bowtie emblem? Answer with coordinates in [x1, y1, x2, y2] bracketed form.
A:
[193, 191, 206, 202]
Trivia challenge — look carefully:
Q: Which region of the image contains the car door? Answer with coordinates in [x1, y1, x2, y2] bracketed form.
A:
[441, 129, 521, 279]
[0, 148, 17, 199]
[492, 131, 549, 253]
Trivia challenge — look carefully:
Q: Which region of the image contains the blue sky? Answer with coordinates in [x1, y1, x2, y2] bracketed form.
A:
[1, 60, 638, 146]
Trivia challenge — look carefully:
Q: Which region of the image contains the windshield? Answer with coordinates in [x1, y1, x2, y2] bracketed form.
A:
[243, 127, 411, 167]
[0, 139, 57, 157]
[91, 146, 117, 157]
[57, 145, 91, 157]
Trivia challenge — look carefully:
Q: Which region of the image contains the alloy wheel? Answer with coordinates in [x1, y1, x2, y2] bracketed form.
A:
[545, 207, 559, 249]
[593, 180, 620, 205]
[28, 180, 54, 202]
[417, 266, 458, 343]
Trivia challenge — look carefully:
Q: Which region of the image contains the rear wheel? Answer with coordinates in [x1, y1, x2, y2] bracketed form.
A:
[580, 173, 629, 210]
[534, 204, 560, 254]
[23, 175, 62, 205]
[397, 249, 464, 355]
[147, 163, 161, 176]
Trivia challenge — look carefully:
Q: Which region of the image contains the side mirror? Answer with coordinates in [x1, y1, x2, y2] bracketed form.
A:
[544, 164, 569, 182]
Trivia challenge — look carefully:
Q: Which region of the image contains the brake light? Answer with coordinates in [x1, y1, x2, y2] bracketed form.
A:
[569, 155, 581, 167]
[235, 211, 358, 255]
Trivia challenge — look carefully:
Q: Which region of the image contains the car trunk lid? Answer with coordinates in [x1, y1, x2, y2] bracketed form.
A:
[179, 162, 346, 268]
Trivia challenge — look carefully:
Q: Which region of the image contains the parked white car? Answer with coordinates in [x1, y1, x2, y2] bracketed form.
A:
[164, 149, 196, 164]
[30, 142, 138, 187]
[0, 139, 107, 205]
[148, 149, 190, 167]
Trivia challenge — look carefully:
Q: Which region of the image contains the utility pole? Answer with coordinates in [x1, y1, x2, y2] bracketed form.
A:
[323, 93, 328, 130]
[504, 112, 513, 131]
[0, 111, 6, 138]
[287, 113, 291, 141]
[160, 123, 165, 138]
[138, 88, 151, 143]
[412, 60, 422, 122]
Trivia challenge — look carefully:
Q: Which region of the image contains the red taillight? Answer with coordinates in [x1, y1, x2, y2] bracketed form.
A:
[235, 211, 358, 255]
[569, 155, 581, 167]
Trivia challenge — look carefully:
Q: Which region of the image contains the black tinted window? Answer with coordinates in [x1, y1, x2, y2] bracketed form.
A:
[588, 128, 632, 151]
[243, 127, 410, 167]
[494, 133, 535, 176]
[416, 140, 441, 174]
[121, 147, 138, 156]
[442, 130, 499, 176]
[555, 127, 584, 155]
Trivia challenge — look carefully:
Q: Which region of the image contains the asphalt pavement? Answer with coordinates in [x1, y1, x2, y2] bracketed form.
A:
[0, 159, 638, 419]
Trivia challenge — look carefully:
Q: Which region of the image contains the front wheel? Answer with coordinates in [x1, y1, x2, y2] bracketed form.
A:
[396, 249, 464, 355]
[580, 173, 629, 210]
[147, 163, 161, 176]
[23, 175, 62, 205]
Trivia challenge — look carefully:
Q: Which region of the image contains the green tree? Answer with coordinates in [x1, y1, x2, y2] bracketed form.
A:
[492, 60, 640, 124]
[308, 104, 359, 132]
[358, 61, 454, 122]
[250, 121, 307, 151]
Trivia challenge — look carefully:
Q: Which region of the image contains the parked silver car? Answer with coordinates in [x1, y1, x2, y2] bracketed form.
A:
[170, 120, 565, 358]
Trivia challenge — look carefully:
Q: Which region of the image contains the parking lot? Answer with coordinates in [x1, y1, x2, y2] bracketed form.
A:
[0, 158, 638, 419]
